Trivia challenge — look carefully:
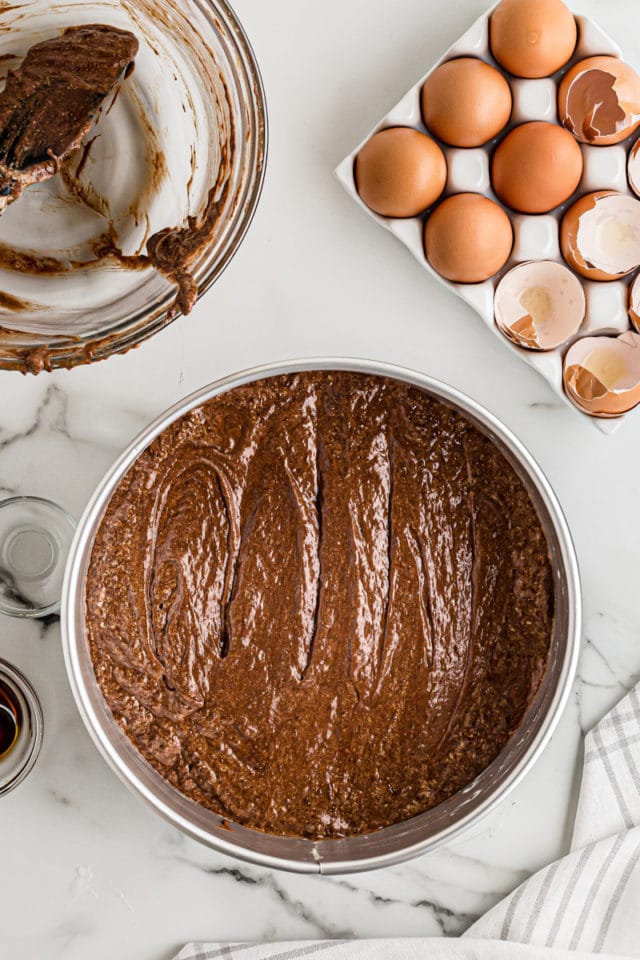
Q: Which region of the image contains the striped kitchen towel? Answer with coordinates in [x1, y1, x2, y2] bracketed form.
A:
[175, 684, 640, 960]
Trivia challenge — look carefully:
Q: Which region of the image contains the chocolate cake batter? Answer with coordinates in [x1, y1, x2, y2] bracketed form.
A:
[85, 372, 554, 839]
[0, 25, 139, 208]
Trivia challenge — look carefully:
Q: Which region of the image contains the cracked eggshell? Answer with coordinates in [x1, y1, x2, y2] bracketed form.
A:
[489, 0, 577, 79]
[424, 193, 513, 283]
[495, 260, 585, 350]
[355, 127, 447, 218]
[629, 274, 640, 331]
[336, 4, 640, 434]
[560, 191, 640, 281]
[628, 139, 640, 198]
[421, 58, 512, 147]
[558, 56, 640, 146]
[563, 332, 640, 416]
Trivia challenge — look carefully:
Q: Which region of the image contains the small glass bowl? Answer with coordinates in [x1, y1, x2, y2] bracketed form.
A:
[0, 497, 76, 618]
[0, 660, 43, 796]
[0, 0, 267, 373]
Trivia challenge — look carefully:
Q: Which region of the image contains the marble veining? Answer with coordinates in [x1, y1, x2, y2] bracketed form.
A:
[2, 0, 640, 957]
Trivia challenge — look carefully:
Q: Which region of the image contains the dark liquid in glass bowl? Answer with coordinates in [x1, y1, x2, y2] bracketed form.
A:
[0, 680, 20, 759]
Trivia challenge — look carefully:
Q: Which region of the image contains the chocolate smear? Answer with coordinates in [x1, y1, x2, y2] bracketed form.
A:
[0, 24, 138, 209]
[146, 181, 229, 314]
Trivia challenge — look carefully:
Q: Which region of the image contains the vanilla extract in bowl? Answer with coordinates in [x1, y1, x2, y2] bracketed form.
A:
[0, 679, 20, 760]
[0, 662, 43, 795]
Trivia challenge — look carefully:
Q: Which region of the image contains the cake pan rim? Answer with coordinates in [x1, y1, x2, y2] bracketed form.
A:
[61, 356, 581, 874]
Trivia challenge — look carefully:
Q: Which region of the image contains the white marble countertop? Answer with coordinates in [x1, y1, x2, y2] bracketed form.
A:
[3, 0, 640, 957]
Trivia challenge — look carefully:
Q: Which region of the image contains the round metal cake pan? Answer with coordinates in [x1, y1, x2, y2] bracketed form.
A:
[61, 358, 581, 874]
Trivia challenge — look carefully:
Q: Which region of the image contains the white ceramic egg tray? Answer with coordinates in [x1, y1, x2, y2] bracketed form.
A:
[335, 3, 639, 434]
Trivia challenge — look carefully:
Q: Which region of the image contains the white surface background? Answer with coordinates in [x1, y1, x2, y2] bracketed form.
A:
[2, 1, 640, 957]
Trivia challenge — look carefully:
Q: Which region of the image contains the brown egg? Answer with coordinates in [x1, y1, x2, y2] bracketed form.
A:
[561, 191, 640, 281]
[355, 127, 447, 218]
[424, 193, 513, 283]
[490, 0, 577, 79]
[491, 122, 583, 213]
[421, 58, 512, 147]
[563, 332, 640, 417]
[558, 57, 640, 146]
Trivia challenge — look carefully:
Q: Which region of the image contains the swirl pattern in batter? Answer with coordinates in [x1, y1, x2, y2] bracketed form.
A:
[85, 372, 554, 838]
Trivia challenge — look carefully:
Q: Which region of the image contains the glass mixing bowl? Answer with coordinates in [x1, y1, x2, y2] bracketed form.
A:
[0, 0, 267, 372]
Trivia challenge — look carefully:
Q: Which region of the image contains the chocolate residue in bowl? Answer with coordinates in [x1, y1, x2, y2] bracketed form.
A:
[0, 38, 232, 324]
[88, 174, 232, 315]
[146, 180, 231, 314]
[23, 344, 51, 374]
[0, 241, 77, 274]
[139, 65, 235, 315]
[0, 290, 37, 311]
[0, 24, 139, 208]
[0, 0, 254, 375]
[0, 169, 231, 330]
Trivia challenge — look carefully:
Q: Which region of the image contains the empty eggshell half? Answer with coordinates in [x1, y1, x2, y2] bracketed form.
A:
[560, 191, 640, 281]
[628, 139, 640, 198]
[629, 274, 640, 331]
[495, 260, 585, 350]
[558, 56, 640, 146]
[563, 332, 640, 417]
